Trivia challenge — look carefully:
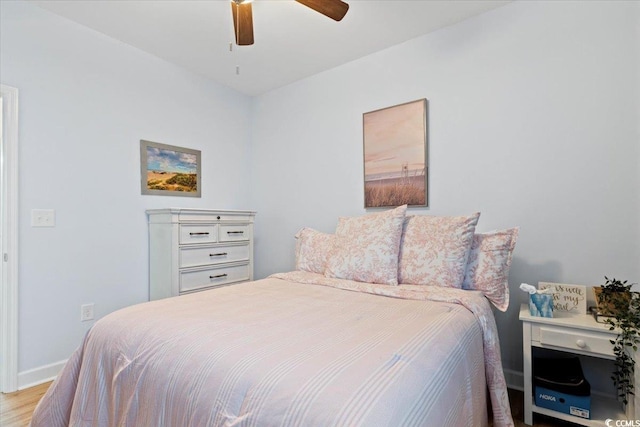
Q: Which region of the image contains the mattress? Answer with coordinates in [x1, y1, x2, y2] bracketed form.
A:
[30, 272, 513, 426]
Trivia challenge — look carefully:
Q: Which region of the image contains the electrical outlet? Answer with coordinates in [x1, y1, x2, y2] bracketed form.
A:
[80, 303, 94, 322]
[31, 209, 55, 227]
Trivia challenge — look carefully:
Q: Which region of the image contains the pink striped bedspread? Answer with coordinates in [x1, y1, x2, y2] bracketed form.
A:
[31, 272, 513, 426]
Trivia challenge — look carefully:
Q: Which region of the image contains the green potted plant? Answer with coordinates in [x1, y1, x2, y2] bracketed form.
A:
[596, 277, 639, 405]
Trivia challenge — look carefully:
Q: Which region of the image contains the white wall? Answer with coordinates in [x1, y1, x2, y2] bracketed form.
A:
[1, 1, 253, 382]
[637, 6, 640, 260]
[251, 0, 640, 375]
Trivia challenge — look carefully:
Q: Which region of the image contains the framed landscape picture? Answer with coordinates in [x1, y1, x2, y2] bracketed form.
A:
[140, 140, 201, 197]
[363, 99, 428, 208]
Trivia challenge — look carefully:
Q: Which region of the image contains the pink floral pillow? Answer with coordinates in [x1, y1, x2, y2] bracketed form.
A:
[462, 228, 519, 312]
[398, 213, 480, 288]
[324, 205, 407, 285]
[294, 228, 335, 274]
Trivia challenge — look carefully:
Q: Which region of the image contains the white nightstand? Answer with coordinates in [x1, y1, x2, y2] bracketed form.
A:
[519, 304, 638, 426]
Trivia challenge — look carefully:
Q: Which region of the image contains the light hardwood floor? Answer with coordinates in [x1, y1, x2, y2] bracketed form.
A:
[1, 384, 575, 427]
[0, 382, 51, 427]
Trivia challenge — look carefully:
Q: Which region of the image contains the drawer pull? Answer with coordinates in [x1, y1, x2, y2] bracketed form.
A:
[210, 274, 228, 279]
[209, 252, 228, 257]
[189, 232, 210, 236]
[576, 339, 586, 348]
[227, 231, 244, 235]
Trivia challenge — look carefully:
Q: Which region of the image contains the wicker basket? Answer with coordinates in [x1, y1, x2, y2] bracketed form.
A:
[593, 287, 631, 316]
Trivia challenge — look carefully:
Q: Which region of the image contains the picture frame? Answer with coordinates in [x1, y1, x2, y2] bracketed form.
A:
[363, 98, 428, 208]
[140, 140, 201, 197]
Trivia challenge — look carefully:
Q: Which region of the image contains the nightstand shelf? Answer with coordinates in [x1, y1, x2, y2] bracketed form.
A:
[520, 304, 637, 426]
[532, 396, 624, 427]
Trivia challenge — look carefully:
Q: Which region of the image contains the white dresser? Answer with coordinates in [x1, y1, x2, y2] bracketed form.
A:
[147, 208, 256, 300]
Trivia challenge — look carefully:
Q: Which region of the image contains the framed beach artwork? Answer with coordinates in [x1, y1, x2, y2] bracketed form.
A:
[140, 140, 201, 197]
[363, 99, 428, 208]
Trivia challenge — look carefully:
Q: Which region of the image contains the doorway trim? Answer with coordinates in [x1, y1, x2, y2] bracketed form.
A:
[1, 84, 19, 393]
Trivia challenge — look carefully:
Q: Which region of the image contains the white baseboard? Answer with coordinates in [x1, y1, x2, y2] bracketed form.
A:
[18, 359, 66, 390]
[504, 368, 524, 391]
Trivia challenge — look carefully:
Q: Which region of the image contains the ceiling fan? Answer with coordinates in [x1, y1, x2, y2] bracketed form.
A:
[231, 0, 349, 46]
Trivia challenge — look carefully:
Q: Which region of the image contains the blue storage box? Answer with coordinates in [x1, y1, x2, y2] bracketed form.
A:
[535, 386, 591, 419]
[534, 357, 591, 419]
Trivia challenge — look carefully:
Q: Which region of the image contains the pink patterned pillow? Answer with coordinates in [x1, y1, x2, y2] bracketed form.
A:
[294, 228, 335, 274]
[398, 213, 480, 288]
[325, 205, 407, 285]
[462, 228, 519, 312]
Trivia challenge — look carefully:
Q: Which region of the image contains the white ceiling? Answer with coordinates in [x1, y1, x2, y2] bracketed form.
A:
[29, 0, 511, 96]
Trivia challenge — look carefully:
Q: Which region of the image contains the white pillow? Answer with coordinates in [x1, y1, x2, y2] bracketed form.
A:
[462, 228, 519, 312]
[325, 205, 407, 285]
[294, 228, 335, 274]
[398, 213, 480, 288]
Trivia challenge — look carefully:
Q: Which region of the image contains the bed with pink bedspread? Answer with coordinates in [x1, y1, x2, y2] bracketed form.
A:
[32, 205, 518, 426]
[31, 272, 513, 427]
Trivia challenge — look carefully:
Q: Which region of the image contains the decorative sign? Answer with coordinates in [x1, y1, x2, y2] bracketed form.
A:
[539, 282, 587, 314]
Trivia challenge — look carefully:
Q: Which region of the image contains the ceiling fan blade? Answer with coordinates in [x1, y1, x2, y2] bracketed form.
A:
[295, 0, 349, 22]
[231, 1, 254, 46]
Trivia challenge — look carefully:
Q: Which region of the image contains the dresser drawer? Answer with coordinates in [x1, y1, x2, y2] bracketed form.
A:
[219, 224, 250, 242]
[179, 244, 250, 268]
[537, 325, 614, 357]
[179, 263, 250, 293]
[179, 224, 218, 244]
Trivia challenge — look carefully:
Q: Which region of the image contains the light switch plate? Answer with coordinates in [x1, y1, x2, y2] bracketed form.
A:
[31, 209, 55, 227]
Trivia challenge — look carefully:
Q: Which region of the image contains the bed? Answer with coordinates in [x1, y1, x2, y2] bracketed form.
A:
[31, 206, 517, 426]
